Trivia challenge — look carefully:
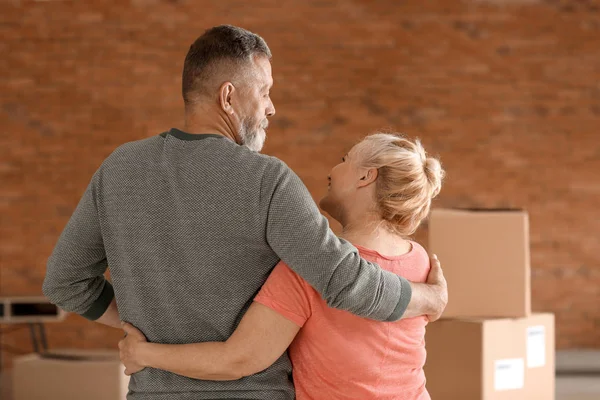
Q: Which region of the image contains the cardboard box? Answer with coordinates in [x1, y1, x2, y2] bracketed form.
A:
[13, 349, 129, 400]
[429, 208, 531, 318]
[424, 313, 555, 400]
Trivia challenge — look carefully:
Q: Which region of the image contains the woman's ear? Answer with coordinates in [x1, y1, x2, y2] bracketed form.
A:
[219, 82, 236, 115]
[358, 168, 378, 188]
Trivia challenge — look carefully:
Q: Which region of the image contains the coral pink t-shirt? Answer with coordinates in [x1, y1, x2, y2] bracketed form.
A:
[254, 241, 431, 400]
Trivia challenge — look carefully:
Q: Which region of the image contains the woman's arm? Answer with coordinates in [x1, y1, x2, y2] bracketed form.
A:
[96, 297, 121, 328]
[119, 302, 301, 380]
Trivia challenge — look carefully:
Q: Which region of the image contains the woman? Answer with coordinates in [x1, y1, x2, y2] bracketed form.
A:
[120, 133, 445, 399]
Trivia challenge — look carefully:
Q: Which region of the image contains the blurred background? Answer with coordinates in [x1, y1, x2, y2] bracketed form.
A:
[1, 0, 599, 399]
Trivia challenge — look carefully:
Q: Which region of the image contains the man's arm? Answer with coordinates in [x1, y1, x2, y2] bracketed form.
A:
[262, 163, 447, 322]
[119, 302, 300, 379]
[262, 162, 415, 321]
[42, 170, 119, 328]
[402, 254, 448, 321]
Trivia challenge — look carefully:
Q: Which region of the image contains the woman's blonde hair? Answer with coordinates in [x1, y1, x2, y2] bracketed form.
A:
[355, 133, 445, 237]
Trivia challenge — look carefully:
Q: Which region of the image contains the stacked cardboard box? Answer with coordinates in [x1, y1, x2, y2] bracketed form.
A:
[425, 209, 555, 400]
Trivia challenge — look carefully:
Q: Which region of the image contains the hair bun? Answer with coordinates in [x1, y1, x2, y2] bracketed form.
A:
[424, 157, 444, 198]
[356, 133, 445, 237]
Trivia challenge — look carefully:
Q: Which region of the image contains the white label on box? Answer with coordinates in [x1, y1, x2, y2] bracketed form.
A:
[494, 358, 524, 391]
[527, 325, 546, 368]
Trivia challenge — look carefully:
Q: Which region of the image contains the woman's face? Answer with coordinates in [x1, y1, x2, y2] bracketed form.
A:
[319, 144, 364, 223]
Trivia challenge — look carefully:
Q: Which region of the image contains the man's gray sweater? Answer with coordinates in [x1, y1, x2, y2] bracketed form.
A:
[43, 128, 412, 400]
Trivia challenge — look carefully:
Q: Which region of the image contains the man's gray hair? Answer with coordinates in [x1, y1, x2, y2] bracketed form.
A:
[182, 25, 272, 104]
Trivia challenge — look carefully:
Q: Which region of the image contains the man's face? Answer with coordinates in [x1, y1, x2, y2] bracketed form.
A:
[236, 55, 275, 152]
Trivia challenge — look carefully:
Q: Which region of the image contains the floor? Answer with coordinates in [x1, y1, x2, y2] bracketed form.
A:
[1, 351, 599, 399]
[556, 375, 600, 400]
[555, 350, 600, 400]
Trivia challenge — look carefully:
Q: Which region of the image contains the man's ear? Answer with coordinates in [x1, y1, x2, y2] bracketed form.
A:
[219, 82, 235, 114]
[358, 168, 378, 188]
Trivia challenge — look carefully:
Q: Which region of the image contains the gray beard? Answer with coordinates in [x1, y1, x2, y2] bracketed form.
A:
[239, 118, 265, 152]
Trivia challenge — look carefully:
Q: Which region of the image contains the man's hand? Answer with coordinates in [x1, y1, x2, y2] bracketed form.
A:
[119, 322, 148, 376]
[401, 254, 448, 320]
[425, 254, 448, 322]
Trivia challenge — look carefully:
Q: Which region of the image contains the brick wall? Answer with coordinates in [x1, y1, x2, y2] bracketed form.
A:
[1, 0, 599, 367]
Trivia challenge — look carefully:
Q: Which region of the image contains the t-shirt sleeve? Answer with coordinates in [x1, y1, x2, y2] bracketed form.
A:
[254, 261, 314, 327]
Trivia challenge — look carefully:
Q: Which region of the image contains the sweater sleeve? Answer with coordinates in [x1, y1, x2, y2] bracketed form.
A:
[262, 160, 412, 321]
[42, 169, 114, 320]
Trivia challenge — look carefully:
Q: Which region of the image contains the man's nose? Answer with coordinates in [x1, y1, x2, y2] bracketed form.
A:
[266, 99, 276, 117]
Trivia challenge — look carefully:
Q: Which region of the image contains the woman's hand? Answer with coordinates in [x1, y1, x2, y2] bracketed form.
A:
[119, 322, 148, 376]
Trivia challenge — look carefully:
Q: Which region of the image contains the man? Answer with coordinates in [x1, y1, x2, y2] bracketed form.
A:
[43, 25, 447, 399]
